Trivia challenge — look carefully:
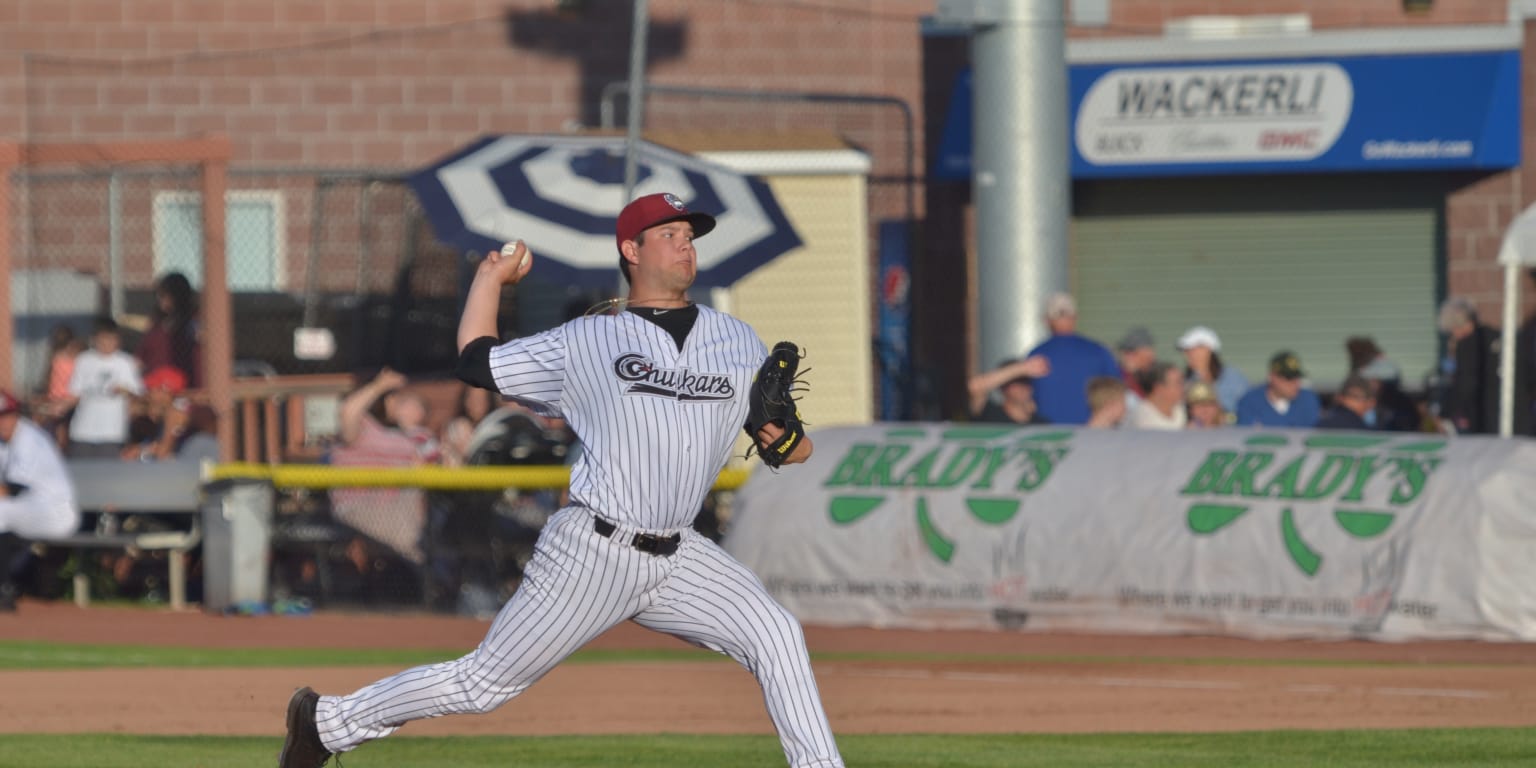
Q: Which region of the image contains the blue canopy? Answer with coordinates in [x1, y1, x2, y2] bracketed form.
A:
[410, 135, 803, 287]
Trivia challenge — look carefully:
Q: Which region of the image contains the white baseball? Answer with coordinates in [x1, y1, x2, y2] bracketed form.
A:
[502, 240, 529, 269]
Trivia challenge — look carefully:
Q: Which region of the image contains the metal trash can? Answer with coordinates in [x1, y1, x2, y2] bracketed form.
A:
[201, 479, 275, 613]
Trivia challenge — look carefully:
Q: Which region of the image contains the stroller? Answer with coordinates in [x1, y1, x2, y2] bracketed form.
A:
[426, 409, 573, 616]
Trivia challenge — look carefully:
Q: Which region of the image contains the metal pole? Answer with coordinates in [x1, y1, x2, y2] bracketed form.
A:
[108, 170, 124, 318]
[0, 146, 16, 392]
[302, 179, 324, 328]
[1499, 260, 1519, 437]
[618, 0, 650, 295]
[621, 0, 650, 201]
[971, 0, 1070, 370]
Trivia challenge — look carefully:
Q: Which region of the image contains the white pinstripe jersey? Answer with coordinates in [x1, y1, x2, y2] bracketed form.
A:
[487, 305, 767, 531]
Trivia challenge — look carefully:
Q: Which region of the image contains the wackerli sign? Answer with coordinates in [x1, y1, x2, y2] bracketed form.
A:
[1076, 63, 1353, 164]
[724, 425, 1536, 641]
[933, 50, 1520, 179]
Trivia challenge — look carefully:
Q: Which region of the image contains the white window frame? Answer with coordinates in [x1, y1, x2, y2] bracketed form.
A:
[152, 189, 288, 292]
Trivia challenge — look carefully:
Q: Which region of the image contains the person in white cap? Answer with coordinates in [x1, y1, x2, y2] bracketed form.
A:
[1176, 326, 1247, 413]
[1024, 292, 1121, 425]
[0, 390, 81, 611]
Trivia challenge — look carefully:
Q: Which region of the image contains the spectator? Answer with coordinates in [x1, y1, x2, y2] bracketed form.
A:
[32, 324, 83, 445]
[328, 368, 439, 568]
[1317, 375, 1377, 431]
[1517, 269, 1536, 436]
[1176, 326, 1248, 413]
[1354, 355, 1422, 433]
[123, 366, 195, 462]
[1116, 326, 1157, 399]
[0, 390, 81, 612]
[1084, 376, 1128, 428]
[136, 272, 201, 388]
[176, 404, 222, 464]
[441, 385, 500, 468]
[1026, 293, 1122, 425]
[1437, 297, 1499, 434]
[1185, 381, 1227, 429]
[1233, 351, 1321, 428]
[1129, 361, 1187, 430]
[66, 316, 144, 458]
[967, 356, 1050, 425]
[1345, 336, 1384, 376]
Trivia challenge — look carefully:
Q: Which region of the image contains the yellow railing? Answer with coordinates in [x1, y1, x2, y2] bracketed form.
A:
[207, 462, 751, 492]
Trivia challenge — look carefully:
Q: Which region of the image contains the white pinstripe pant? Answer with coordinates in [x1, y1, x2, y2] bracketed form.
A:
[315, 506, 844, 768]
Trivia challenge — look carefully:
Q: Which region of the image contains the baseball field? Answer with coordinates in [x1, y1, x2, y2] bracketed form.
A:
[0, 602, 1532, 767]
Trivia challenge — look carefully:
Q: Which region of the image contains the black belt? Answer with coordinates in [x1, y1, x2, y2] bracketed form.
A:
[593, 516, 680, 557]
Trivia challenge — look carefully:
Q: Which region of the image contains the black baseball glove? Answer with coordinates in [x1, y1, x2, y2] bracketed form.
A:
[743, 341, 808, 468]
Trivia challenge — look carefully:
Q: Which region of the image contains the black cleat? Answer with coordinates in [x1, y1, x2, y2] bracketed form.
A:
[278, 687, 333, 768]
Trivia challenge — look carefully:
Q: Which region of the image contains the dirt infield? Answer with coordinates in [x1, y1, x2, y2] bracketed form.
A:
[1, 601, 1533, 738]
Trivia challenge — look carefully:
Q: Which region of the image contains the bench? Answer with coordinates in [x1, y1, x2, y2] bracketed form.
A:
[59, 458, 206, 610]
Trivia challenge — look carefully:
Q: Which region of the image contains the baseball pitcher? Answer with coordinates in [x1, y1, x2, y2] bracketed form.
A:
[279, 193, 841, 767]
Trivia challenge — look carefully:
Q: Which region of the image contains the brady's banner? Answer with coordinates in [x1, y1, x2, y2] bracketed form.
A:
[724, 425, 1536, 641]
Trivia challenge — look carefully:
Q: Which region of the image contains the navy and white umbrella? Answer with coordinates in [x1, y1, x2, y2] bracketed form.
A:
[410, 135, 802, 287]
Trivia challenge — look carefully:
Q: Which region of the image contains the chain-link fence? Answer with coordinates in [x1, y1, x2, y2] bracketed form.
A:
[10, 0, 926, 611]
[10, 168, 469, 386]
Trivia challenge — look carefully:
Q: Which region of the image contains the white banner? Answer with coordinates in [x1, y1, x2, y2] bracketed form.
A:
[1076, 63, 1353, 165]
[724, 425, 1536, 640]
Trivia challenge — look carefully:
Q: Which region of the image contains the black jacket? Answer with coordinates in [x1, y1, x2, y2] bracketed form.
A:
[1373, 380, 1421, 432]
[1443, 324, 1500, 435]
[1316, 406, 1370, 431]
[1516, 317, 1536, 437]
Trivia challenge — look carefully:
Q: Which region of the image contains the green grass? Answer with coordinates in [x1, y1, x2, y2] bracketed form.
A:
[0, 639, 1518, 671]
[0, 729, 1532, 768]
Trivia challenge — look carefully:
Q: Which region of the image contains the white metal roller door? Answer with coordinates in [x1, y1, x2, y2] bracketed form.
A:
[1071, 175, 1442, 392]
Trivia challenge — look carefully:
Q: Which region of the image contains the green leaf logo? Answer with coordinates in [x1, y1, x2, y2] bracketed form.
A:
[826, 428, 1070, 562]
[1184, 436, 1444, 576]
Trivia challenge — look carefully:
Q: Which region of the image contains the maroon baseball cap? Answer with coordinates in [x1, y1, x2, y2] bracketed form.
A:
[614, 192, 716, 255]
[0, 390, 19, 416]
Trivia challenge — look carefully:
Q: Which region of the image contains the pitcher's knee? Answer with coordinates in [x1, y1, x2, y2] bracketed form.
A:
[453, 653, 530, 714]
[744, 603, 811, 665]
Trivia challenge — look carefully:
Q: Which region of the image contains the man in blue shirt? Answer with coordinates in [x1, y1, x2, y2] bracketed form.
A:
[1025, 293, 1122, 425]
[1234, 351, 1321, 428]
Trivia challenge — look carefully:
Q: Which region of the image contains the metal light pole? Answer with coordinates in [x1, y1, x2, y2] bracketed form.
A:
[937, 0, 1071, 369]
[622, 0, 650, 202]
[618, 0, 650, 295]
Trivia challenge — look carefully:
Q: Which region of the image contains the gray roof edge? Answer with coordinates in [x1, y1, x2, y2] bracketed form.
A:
[1068, 24, 1522, 64]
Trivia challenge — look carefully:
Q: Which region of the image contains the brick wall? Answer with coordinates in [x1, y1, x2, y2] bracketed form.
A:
[3, 0, 1533, 405]
[1441, 18, 1536, 324]
[0, 0, 935, 169]
[1087, 0, 1508, 35]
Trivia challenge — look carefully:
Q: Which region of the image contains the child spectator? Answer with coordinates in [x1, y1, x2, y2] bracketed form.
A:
[123, 366, 193, 462]
[33, 324, 84, 445]
[1185, 381, 1228, 429]
[1085, 376, 1128, 428]
[440, 385, 499, 468]
[66, 317, 144, 458]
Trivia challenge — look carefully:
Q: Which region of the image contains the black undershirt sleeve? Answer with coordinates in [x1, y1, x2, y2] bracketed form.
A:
[455, 336, 500, 392]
